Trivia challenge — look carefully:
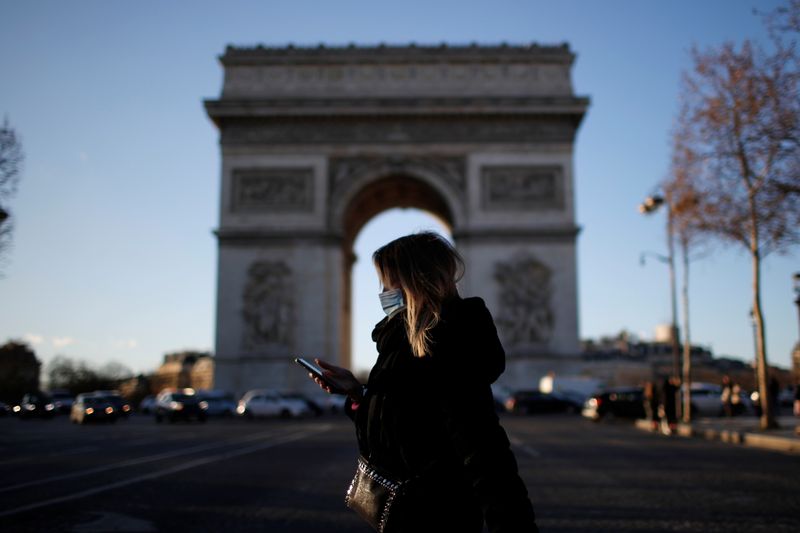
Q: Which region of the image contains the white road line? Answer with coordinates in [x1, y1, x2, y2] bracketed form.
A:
[509, 436, 542, 458]
[0, 424, 331, 519]
[0, 428, 297, 493]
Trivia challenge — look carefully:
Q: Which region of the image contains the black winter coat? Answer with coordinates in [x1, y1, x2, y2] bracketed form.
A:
[346, 296, 538, 533]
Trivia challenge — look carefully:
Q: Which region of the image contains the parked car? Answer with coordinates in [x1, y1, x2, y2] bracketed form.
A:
[197, 390, 237, 417]
[13, 392, 56, 420]
[92, 391, 132, 418]
[70, 393, 117, 424]
[139, 395, 156, 414]
[582, 387, 646, 421]
[155, 389, 208, 423]
[281, 392, 324, 416]
[236, 389, 311, 419]
[504, 390, 581, 415]
[684, 382, 725, 417]
[49, 390, 75, 414]
[491, 384, 515, 413]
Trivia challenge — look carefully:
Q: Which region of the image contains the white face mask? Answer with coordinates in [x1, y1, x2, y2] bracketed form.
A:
[379, 288, 405, 318]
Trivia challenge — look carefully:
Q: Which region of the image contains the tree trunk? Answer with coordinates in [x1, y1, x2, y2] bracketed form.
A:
[750, 216, 777, 430]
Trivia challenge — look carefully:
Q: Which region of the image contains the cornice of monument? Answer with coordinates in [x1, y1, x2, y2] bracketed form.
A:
[219, 42, 576, 66]
[204, 96, 590, 120]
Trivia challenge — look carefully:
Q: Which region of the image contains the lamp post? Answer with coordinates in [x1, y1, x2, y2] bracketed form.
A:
[638, 195, 681, 380]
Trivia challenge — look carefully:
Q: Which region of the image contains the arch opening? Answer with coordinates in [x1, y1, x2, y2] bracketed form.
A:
[340, 174, 455, 372]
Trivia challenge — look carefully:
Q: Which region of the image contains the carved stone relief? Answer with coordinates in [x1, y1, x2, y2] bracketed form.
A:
[222, 63, 572, 97]
[481, 165, 564, 211]
[220, 117, 576, 146]
[494, 254, 554, 347]
[232, 168, 314, 213]
[328, 156, 466, 223]
[241, 261, 294, 351]
[329, 155, 466, 198]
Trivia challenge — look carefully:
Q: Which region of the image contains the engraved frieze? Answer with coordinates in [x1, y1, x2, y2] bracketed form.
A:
[328, 155, 466, 213]
[481, 165, 564, 211]
[220, 117, 576, 146]
[221, 62, 572, 98]
[494, 254, 554, 348]
[232, 168, 314, 213]
[241, 261, 294, 351]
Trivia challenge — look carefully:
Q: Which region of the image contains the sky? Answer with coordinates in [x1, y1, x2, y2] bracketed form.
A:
[0, 0, 797, 379]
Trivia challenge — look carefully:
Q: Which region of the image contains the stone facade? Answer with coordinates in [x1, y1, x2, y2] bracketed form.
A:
[205, 44, 590, 395]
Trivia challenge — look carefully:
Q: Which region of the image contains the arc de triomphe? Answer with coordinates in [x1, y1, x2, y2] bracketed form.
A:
[205, 44, 589, 394]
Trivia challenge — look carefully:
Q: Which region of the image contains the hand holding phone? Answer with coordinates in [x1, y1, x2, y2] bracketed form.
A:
[294, 357, 349, 395]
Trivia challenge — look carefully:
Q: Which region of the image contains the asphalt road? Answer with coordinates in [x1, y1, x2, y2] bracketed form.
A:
[1, 413, 798, 533]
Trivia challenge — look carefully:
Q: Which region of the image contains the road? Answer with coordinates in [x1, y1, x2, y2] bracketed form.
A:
[1, 413, 798, 532]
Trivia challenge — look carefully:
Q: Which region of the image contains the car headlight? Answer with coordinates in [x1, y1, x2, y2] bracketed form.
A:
[85, 407, 95, 415]
[236, 405, 245, 414]
[170, 401, 184, 411]
[25, 405, 36, 411]
[105, 407, 114, 414]
[45, 404, 55, 411]
[123, 405, 131, 412]
[13, 405, 21, 413]
[199, 401, 209, 410]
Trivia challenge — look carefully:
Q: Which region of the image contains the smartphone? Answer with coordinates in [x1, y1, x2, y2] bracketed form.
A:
[294, 357, 346, 394]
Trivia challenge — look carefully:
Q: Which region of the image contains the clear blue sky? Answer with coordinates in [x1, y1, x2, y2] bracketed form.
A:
[0, 0, 797, 378]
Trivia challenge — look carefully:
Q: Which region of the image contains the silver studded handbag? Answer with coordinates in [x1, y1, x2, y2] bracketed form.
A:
[345, 456, 407, 532]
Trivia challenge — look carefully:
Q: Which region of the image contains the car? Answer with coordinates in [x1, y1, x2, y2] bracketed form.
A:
[491, 384, 515, 413]
[280, 392, 324, 416]
[155, 389, 208, 423]
[582, 387, 646, 422]
[49, 390, 75, 414]
[685, 382, 723, 416]
[13, 392, 56, 420]
[197, 390, 237, 417]
[138, 395, 156, 414]
[70, 393, 118, 424]
[504, 390, 581, 415]
[92, 391, 132, 418]
[236, 389, 312, 419]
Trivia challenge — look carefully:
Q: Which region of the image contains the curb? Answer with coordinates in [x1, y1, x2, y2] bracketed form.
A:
[634, 419, 800, 455]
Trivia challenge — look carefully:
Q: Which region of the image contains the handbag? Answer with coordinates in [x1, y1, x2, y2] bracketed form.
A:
[345, 455, 407, 532]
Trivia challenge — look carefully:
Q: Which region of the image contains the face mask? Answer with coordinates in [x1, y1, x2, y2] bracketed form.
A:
[379, 288, 405, 318]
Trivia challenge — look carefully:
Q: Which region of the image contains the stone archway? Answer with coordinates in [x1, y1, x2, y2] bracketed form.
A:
[338, 172, 455, 369]
[206, 44, 589, 394]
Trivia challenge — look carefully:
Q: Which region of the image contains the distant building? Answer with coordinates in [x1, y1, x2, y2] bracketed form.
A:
[150, 351, 214, 393]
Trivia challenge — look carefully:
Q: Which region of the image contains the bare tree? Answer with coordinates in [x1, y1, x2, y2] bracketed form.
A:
[664, 144, 707, 423]
[0, 116, 24, 263]
[672, 2, 800, 429]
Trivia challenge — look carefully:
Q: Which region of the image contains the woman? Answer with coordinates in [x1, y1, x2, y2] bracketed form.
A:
[310, 232, 539, 533]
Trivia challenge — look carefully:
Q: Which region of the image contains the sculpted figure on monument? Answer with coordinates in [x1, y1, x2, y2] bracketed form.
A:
[241, 261, 294, 350]
[494, 254, 554, 347]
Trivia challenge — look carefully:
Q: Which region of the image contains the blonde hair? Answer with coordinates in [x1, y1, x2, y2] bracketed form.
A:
[373, 232, 464, 357]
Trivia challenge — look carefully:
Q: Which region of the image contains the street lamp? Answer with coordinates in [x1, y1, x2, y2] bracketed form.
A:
[638, 194, 681, 380]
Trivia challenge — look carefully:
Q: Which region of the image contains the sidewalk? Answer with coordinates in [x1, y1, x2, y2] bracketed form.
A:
[635, 415, 800, 454]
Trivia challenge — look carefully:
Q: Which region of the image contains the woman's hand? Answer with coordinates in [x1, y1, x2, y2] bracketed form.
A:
[312, 358, 363, 402]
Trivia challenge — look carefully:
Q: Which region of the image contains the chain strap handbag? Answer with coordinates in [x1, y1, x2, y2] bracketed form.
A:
[345, 455, 407, 532]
